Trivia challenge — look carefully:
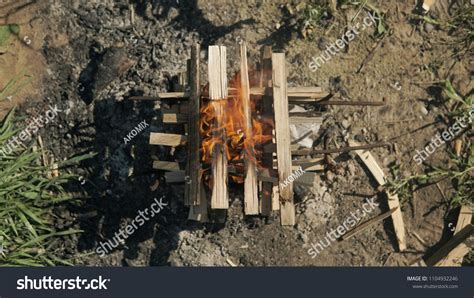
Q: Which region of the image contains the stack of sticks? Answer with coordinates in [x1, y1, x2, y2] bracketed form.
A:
[147, 43, 329, 225]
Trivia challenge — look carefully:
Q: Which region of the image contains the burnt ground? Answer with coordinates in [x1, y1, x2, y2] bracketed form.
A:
[0, 0, 472, 266]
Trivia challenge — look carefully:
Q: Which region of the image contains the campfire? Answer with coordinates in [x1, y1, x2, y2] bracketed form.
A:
[147, 43, 329, 225]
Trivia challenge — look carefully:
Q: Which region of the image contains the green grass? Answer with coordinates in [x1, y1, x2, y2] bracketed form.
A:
[0, 24, 19, 47]
[344, 0, 387, 37]
[0, 109, 90, 266]
[412, 3, 473, 58]
[388, 81, 473, 208]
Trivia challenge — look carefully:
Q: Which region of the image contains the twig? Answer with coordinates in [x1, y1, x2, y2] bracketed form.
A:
[387, 120, 439, 142]
[356, 34, 386, 74]
[292, 141, 391, 155]
[435, 182, 449, 205]
[310, 100, 384, 106]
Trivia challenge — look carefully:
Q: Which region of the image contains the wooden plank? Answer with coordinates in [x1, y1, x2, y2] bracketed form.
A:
[250, 87, 328, 99]
[162, 113, 188, 123]
[208, 45, 229, 209]
[272, 53, 295, 226]
[130, 89, 329, 101]
[185, 44, 202, 206]
[162, 104, 189, 114]
[292, 163, 324, 172]
[153, 160, 181, 171]
[349, 139, 407, 251]
[188, 180, 209, 222]
[128, 92, 189, 100]
[165, 171, 185, 183]
[425, 224, 474, 266]
[241, 43, 259, 215]
[436, 205, 473, 266]
[342, 207, 398, 240]
[260, 182, 273, 216]
[272, 185, 280, 211]
[289, 116, 323, 125]
[259, 45, 275, 216]
[150, 133, 187, 146]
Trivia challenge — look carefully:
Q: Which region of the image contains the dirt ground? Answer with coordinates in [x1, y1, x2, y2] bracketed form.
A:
[0, 0, 472, 266]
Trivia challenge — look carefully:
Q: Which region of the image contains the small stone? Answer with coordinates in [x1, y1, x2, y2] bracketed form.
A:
[317, 37, 328, 51]
[341, 119, 350, 129]
[347, 162, 356, 176]
[419, 104, 429, 116]
[326, 171, 335, 182]
[354, 134, 365, 143]
[424, 23, 434, 33]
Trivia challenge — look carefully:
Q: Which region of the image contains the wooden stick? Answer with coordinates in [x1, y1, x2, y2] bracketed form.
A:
[130, 88, 330, 101]
[356, 34, 386, 74]
[149, 133, 187, 146]
[436, 206, 473, 266]
[289, 116, 323, 125]
[188, 180, 209, 222]
[272, 53, 295, 226]
[208, 45, 229, 209]
[153, 160, 181, 171]
[240, 43, 259, 215]
[162, 113, 188, 123]
[259, 45, 277, 214]
[165, 171, 185, 183]
[250, 86, 329, 99]
[128, 92, 188, 100]
[342, 208, 398, 240]
[425, 224, 474, 266]
[301, 100, 384, 106]
[185, 44, 202, 206]
[349, 140, 407, 251]
[291, 142, 391, 155]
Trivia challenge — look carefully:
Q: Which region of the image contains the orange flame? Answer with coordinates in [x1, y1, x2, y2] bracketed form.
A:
[199, 72, 274, 183]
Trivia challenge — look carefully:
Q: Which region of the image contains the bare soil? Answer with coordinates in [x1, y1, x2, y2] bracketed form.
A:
[1, 0, 472, 267]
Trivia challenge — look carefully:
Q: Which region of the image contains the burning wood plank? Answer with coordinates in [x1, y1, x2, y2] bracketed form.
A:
[436, 205, 473, 266]
[272, 53, 295, 226]
[208, 45, 229, 209]
[150, 133, 187, 146]
[240, 43, 259, 215]
[349, 139, 407, 251]
[185, 44, 202, 206]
